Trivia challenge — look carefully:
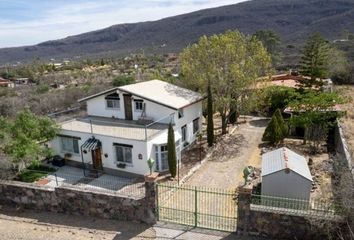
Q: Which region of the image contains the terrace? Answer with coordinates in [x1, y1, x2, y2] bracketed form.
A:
[60, 115, 171, 141]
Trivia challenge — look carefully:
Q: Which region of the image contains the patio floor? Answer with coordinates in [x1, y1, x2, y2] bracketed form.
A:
[43, 166, 145, 198]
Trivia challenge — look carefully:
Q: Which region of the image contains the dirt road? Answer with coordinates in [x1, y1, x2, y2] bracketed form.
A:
[184, 117, 267, 189]
[0, 207, 260, 240]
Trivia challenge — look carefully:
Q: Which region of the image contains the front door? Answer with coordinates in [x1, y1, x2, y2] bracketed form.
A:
[123, 94, 133, 120]
[91, 148, 103, 170]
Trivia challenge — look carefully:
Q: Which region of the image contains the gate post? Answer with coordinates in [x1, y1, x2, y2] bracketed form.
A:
[143, 172, 159, 224]
[194, 186, 198, 227]
[237, 183, 253, 235]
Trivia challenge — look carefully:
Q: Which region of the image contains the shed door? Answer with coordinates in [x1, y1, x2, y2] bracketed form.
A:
[123, 94, 133, 120]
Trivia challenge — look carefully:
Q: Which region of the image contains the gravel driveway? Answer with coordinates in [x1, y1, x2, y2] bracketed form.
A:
[184, 117, 267, 189]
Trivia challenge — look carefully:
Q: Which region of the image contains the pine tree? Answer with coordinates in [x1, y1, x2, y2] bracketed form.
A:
[274, 109, 288, 138]
[262, 115, 282, 145]
[207, 84, 214, 147]
[167, 122, 177, 178]
[299, 33, 330, 87]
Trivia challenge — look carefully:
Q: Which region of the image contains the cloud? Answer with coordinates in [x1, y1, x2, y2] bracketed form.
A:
[0, 0, 246, 48]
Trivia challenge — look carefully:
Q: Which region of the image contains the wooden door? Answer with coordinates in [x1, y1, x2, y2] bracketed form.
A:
[124, 94, 133, 120]
[92, 148, 103, 170]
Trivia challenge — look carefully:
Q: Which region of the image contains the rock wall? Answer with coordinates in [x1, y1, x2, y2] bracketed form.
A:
[0, 180, 155, 222]
[237, 184, 338, 240]
[247, 209, 326, 239]
[334, 123, 354, 179]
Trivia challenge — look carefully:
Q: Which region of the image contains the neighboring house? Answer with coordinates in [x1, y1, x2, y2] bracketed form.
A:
[261, 147, 313, 200]
[13, 77, 29, 85]
[0, 77, 14, 88]
[257, 73, 333, 92]
[50, 80, 204, 177]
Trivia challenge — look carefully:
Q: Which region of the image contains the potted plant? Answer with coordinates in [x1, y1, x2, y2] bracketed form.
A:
[117, 163, 126, 169]
[147, 158, 155, 175]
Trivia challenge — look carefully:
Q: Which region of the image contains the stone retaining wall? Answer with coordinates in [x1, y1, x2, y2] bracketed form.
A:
[0, 180, 155, 223]
[334, 123, 354, 179]
[237, 184, 339, 239]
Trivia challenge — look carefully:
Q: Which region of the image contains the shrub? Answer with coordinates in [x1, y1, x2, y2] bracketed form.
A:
[260, 86, 299, 114]
[262, 114, 283, 145]
[274, 108, 288, 137]
[112, 75, 135, 87]
[36, 84, 50, 94]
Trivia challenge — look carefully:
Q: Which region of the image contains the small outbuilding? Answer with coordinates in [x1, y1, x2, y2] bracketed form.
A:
[261, 147, 313, 200]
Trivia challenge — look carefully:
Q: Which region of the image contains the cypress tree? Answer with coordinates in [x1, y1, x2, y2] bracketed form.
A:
[167, 122, 177, 178]
[274, 109, 288, 138]
[262, 115, 282, 145]
[207, 84, 214, 147]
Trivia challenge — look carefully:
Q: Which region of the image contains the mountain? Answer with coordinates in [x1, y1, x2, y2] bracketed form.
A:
[1, 0, 354, 65]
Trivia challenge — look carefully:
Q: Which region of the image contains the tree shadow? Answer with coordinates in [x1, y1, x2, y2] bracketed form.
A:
[248, 119, 269, 128]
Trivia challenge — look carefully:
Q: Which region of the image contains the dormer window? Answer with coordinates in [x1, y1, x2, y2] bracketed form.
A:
[105, 93, 120, 109]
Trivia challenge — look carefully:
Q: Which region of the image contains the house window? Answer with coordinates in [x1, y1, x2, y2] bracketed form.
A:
[178, 109, 184, 119]
[61, 137, 79, 154]
[193, 118, 200, 134]
[181, 125, 187, 142]
[115, 145, 132, 164]
[105, 93, 120, 109]
[155, 145, 168, 171]
[134, 100, 143, 111]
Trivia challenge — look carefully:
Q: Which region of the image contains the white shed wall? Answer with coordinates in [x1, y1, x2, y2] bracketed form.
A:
[261, 170, 312, 200]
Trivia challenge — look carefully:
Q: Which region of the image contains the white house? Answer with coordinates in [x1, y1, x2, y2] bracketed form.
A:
[261, 147, 313, 200]
[50, 80, 204, 177]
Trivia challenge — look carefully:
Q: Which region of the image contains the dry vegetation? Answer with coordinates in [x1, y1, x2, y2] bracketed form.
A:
[336, 85, 354, 160]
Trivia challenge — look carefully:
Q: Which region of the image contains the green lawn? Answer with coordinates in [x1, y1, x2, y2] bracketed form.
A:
[18, 164, 56, 183]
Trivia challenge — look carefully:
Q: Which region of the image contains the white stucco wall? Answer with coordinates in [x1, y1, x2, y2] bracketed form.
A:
[86, 90, 175, 122]
[174, 101, 203, 145]
[50, 129, 150, 176]
[86, 94, 125, 119]
[261, 170, 312, 200]
[65, 90, 203, 175]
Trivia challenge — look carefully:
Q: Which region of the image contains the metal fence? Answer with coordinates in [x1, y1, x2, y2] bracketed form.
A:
[157, 183, 238, 232]
[18, 169, 145, 199]
[251, 194, 343, 218]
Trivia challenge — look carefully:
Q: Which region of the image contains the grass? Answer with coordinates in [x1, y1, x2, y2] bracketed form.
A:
[18, 164, 56, 183]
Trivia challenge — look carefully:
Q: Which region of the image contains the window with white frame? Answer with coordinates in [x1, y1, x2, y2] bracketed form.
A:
[61, 136, 79, 154]
[155, 144, 168, 171]
[155, 142, 181, 172]
[114, 144, 132, 164]
[105, 93, 120, 109]
[134, 100, 143, 111]
[193, 118, 200, 134]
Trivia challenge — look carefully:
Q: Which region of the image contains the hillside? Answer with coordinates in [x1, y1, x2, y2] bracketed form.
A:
[1, 0, 354, 65]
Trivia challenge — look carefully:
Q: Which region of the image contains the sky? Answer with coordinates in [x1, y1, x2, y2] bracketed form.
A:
[0, 0, 247, 48]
